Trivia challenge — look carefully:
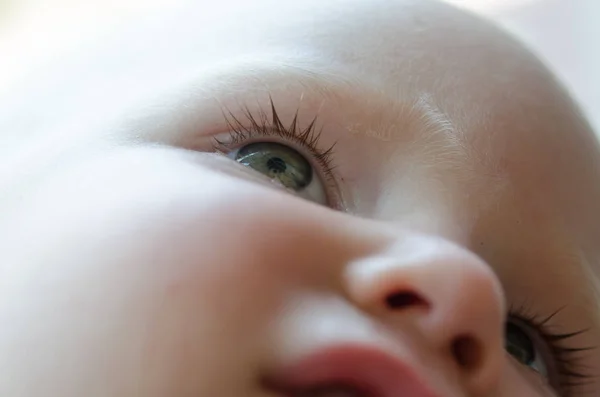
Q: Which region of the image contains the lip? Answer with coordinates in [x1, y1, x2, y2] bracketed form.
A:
[264, 344, 442, 397]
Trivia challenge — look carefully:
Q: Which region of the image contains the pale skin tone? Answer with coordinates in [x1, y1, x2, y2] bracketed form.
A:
[1, 0, 600, 396]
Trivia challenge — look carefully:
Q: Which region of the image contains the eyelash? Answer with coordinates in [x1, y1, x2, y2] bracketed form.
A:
[509, 303, 595, 396]
[212, 97, 338, 190]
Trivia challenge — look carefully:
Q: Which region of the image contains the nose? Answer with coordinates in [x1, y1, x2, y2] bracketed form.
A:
[344, 232, 506, 396]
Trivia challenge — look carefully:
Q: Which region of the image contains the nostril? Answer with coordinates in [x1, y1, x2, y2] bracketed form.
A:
[452, 335, 482, 371]
[385, 291, 428, 310]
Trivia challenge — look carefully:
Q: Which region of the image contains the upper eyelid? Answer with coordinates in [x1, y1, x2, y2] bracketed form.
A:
[214, 101, 337, 173]
[205, 151, 293, 193]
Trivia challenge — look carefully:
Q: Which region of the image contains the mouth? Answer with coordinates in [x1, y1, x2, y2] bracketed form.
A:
[263, 344, 441, 397]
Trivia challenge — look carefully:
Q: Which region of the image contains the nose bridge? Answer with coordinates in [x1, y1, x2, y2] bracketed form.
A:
[216, 189, 390, 287]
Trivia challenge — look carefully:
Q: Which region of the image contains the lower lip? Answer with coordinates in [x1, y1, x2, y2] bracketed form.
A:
[267, 345, 440, 397]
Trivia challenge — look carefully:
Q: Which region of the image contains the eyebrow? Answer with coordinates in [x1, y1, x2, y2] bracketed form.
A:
[125, 58, 466, 159]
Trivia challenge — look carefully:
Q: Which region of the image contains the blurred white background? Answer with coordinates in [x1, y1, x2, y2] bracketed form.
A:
[1, 0, 599, 133]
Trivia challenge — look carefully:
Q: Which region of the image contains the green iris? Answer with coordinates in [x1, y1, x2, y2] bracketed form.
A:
[235, 142, 313, 190]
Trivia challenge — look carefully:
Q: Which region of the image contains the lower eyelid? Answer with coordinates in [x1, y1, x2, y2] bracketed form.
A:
[201, 151, 291, 193]
[513, 362, 558, 396]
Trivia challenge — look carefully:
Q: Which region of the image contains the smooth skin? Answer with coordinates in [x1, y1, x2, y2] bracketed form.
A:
[1, 0, 599, 396]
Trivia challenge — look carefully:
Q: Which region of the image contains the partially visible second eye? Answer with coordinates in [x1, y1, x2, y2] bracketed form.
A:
[505, 320, 549, 377]
[505, 306, 593, 395]
[226, 141, 328, 205]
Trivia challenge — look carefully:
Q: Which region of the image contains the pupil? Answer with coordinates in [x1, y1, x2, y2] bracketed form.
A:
[267, 157, 287, 174]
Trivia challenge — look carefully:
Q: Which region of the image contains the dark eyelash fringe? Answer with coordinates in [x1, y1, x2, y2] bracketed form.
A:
[509, 303, 597, 395]
[214, 96, 337, 184]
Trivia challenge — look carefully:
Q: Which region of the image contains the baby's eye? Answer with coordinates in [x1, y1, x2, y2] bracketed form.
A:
[505, 320, 549, 377]
[503, 312, 592, 395]
[213, 100, 340, 206]
[226, 141, 328, 205]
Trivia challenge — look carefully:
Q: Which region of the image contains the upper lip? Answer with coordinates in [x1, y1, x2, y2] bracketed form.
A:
[263, 344, 442, 397]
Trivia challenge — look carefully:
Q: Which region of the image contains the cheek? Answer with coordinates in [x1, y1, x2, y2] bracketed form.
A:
[0, 147, 300, 393]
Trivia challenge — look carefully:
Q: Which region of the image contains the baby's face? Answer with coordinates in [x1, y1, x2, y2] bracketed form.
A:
[2, 0, 600, 396]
